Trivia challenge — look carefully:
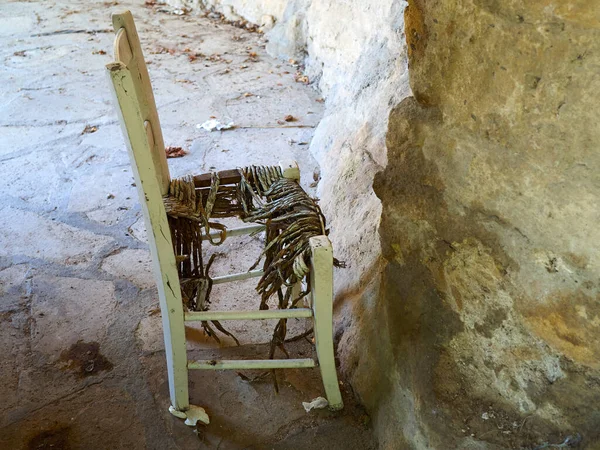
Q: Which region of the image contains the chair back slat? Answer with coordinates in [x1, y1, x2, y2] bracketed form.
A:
[112, 11, 170, 195]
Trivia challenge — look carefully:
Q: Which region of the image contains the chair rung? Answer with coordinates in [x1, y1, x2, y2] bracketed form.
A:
[212, 269, 263, 284]
[203, 224, 265, 241]
[184, 308, 313, 321]
[188, 358, 316, 370]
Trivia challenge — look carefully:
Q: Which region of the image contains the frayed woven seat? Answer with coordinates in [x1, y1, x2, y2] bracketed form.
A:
[163, 166, 343, 361]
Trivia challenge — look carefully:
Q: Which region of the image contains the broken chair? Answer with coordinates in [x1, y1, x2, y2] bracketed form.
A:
[105, 10, 343, 426]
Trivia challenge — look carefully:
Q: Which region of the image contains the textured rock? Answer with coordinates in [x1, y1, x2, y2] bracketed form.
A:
[101, 249, 155, 289]
[370, 1, 600, 448]
[128, 215, 148, 243]
[30, 276, 117, 359]
[267, 0, 410, 304]
[0, 207, 113, 264]
[256, 1, 415, 447]
[68, 166, 138, 226]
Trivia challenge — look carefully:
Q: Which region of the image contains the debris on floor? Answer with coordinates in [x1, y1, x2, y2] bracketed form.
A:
[183, 405, 210, 426]
[302, 396, 329, 412]
[197, 118, 235, 131]
[165, 146, 187, 158]
[295, 72, 309, 84]
[82, 124, 98, 134]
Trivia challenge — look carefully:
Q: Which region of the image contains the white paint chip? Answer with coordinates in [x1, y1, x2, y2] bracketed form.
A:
[302, 396, 329, 412]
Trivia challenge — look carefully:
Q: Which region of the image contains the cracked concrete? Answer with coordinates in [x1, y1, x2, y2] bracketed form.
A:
[0, 1, 375, 448]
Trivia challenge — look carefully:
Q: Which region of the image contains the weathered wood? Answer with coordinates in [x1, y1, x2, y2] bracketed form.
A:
[279, 160, 301, 181]
[309, 236, 344, 410]
[202, 224, 265, 241]
[188, 358, 316, 370]
[184, 308, 313, 321]
[113, 28, 132, 65]
[106, 61, 189, 411]
[112, 11, 170, 195]
[108, 11, 345, 417]
[211, 269, 264, 285]
[193, 169, 242, 187]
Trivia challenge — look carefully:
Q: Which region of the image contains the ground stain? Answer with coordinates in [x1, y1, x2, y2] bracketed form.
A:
[59, 341, 113, 378]
[27, 426, 71, 450]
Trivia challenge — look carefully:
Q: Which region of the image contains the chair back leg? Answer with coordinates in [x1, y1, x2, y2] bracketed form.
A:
[108, 10, 190, 413]
[106, 62, 190, 412]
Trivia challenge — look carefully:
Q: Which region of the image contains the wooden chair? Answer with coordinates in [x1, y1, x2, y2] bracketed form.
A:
[105, 11, 343, 426]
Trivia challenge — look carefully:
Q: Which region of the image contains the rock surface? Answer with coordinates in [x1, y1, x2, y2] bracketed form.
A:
[172, 0, 600, 448]
[371, 1, 600, 448]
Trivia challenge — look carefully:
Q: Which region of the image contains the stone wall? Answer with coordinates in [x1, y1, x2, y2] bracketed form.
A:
[168, 0, 600, 448]
[373, 0, 600, 448]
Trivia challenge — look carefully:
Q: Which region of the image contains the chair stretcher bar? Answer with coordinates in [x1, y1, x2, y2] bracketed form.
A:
[212, 269, 263, 284]
[202, 224, 265, 241]
[188, 358, 315, 370]
[184, 308, 313, 322]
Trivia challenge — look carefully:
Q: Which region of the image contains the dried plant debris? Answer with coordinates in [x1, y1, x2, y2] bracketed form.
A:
[149, 45, 176, 55]
[165, 146, 187, 158]
[81, 125, 98, 134]
[148, 1, 190, 15]
[245, 51, 259, 63]
[294, 72, 309, 84]
[204, 8, 261, 32]
[277, 115, 297, 125]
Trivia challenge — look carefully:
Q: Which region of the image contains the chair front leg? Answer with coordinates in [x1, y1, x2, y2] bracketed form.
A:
[309, 236, 344, 410]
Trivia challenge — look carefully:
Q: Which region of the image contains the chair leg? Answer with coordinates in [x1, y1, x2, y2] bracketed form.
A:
[160, 279, 190, 413]
[309, 236, 344, 410]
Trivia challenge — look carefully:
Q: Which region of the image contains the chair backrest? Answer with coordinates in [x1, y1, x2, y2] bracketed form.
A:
[112, 11, 170, 195]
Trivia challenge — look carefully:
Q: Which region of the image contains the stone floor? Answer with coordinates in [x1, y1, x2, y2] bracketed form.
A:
[0, 1, 376, 448]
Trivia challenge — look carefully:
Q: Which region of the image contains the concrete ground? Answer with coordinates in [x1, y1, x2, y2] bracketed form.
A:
[0, 1, 376, 449]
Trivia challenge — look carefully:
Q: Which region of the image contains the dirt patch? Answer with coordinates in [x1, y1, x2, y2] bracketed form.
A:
[58, 341, 113, 378]
[27, 426, 71, 450]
